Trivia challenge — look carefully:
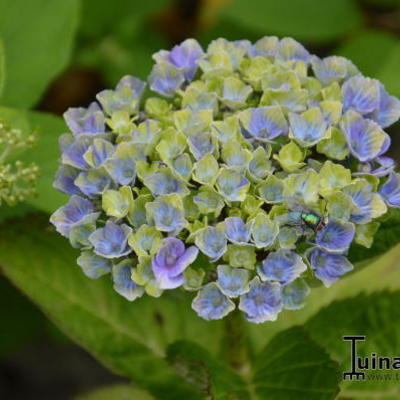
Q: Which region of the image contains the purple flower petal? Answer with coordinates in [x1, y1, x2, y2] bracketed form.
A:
[154, 39, 204, 81]
[152, 238, 198, 289]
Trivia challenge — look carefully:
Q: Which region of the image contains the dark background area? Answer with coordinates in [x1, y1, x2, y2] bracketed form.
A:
[1, 0, 400, 398]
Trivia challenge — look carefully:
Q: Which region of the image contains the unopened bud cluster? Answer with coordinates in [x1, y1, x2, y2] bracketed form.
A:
[0, 121, 39, 206]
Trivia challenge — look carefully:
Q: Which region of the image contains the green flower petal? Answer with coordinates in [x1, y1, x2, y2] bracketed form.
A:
[273, 141, 305, 173]
[102, 186, 134, 218]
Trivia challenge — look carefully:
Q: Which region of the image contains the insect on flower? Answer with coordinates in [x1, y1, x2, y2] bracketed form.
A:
[280, 200, 328, 235]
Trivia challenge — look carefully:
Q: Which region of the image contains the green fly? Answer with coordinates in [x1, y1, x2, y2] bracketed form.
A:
[280, 200, 328, 234]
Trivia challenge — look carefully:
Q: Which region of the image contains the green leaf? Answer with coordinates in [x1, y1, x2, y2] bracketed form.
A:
[0, 37, 5, 97]
[167, 340, 250, 399]
[253, 326, 341, 400]
[78, 4, 168, 85]
[336, 30, 400, 96]
[74, 384, 154, 400]
[219, 0, 363, 43]
[80, 0, 169, 39]
[0, 107, 68, 213]
[0, 0, 80, 108]
[0, 214, 224, 399]
[305, 291, 400, 399]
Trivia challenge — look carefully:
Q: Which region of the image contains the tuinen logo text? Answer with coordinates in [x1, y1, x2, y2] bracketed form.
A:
[343, 336, 400, 381]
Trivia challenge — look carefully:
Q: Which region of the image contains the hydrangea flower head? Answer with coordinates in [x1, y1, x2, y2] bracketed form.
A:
[51, 35, 400, 323]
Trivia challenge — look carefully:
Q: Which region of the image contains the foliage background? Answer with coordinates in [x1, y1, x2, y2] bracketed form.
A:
[1, 0, 400, 399]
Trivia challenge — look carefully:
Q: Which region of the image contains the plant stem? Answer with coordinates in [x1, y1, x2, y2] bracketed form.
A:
[222, 309, 251, 377]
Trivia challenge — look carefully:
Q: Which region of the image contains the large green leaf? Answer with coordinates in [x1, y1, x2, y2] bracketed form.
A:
[167, 327, 340, 400]
[305, 291, 400, 399]
[0, 0, 80, 108]
[219, 0, 363, 43]
[167, 340, 250, 399]
[336, 30, 400, 96]
[253, 327, 340, 400]
[74, 384, 154, 400]
[0, 214, 227, 399]
[0, 37, 5, 97]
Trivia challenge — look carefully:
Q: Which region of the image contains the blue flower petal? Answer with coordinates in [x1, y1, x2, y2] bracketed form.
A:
[53, 165, 81, 195]
[75, 168, 113, 198]
[145, 194, 187, 233]
[64, 102, 105, 135]
[258, 250, 307, 284]
[77, 251, 112, 279]
[96, 75, 146, 115]
[50, 195, 99, 237]
[224, 217, 252, 245]
[370, 84, 400, 128]
[61, 136, 92, 170]
[89, 221, 132, 258]
[113, 259, 145, 301]
[144, 170, 188, 196]
[192, 282, 235, 320]
[278, 38, 311, 62]
[149, 63, 185, 97]
[281, 279, 310, 310]
[289, 107, 328, 147]
[239, 106, 288, 141]
[379, 173, 400, 208]
[342, 76, 380, 115]
[316, 219, 355, 253]
[239, 277, 282, 323]
[216, 265, 250, 298]
[311, 55, 358, 86]
[83, 138, 114, 168]
[340, 111, 386, 162]
[309, 248, 353, 287]
[195, 226, 227, 261]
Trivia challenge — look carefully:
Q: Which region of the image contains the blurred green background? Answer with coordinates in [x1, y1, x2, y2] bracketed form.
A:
[1, 0, 400, 398]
